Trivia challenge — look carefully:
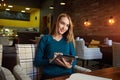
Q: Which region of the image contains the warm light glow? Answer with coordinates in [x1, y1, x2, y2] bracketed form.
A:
[3, 3, 6, 6]
[8, 5, 13, 8]
[60, 2, 66, 5]
[49, 6, 54, 9]
[21, 10, 25, 13]
[108, 18, 115, 25]
[25, 8, 30, 10]
[84, 20, 91, 27]
[15, 35, 18, 37]
[6, 8, 10, 11]
[0, 0, 6, 6]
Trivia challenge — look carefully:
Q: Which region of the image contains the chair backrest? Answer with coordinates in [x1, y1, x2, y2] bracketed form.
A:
[112, 42, 120, 67]
[75, 40, 102, 60]
[0, 37, 10, 46]
[0, 44, 3, 66]
[1, 67, 15, 80]
[13, 64, 31, 80]
[15, 44, 38, 79]
[75, 40, 85, 57]
[0, 44, 16, 80]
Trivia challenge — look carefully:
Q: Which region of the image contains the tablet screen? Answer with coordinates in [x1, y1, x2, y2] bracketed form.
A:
[57, 55, 75, 62]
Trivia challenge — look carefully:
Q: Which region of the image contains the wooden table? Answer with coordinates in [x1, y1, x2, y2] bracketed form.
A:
[48, 67, 120, 80]
[99, 45, 112, 65]
[86, 67, 120, 80]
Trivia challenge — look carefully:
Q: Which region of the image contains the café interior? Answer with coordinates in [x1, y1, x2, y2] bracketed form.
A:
[0, 0, 120, 80]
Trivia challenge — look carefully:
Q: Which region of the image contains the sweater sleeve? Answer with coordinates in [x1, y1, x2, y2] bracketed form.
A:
[69, 42, 76, 67]
[34, 35, 49, 67]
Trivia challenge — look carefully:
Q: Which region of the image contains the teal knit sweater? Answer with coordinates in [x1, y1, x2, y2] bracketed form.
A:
[34, 35, 76, 76]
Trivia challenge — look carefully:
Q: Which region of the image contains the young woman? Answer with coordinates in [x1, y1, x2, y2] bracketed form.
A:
[34, 13, 76, 79]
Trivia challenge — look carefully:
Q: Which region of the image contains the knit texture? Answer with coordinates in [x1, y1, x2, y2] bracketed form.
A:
[34, 35, 76, 76]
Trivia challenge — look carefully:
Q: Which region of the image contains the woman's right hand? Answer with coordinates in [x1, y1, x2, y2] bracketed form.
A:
[49, 52, 63, 63]
[54, 56, 73, 69]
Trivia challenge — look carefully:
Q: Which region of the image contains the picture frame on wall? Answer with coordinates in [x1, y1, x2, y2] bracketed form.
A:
[0, 10, 30, 21]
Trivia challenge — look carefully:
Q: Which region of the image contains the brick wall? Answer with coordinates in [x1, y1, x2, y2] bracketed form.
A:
[53, 0, 120, 41]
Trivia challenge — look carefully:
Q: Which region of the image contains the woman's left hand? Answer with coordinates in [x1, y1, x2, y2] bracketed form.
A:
[54, 57, 73, 69]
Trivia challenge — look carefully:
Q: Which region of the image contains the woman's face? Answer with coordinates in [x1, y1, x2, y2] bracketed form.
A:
[57, 17, 69, 35]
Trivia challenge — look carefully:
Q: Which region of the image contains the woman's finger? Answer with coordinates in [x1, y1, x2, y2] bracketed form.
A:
[55, 58, 65, 66]
[61, 58, 72, 68]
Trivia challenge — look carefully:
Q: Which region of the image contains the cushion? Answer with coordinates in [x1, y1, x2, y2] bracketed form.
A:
[74, 65, 92, 72]
[88, 39, 100, 48]
[0, 66, 6, 80]
[1, 67, 15, 80]
[13, 64, 31, 80]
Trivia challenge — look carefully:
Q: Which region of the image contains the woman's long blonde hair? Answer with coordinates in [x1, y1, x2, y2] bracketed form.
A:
[50, 13, 75, 46]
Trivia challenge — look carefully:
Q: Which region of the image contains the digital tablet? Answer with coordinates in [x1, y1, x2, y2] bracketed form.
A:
[56, 55, 75, 62]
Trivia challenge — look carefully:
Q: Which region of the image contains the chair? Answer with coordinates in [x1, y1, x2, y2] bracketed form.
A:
[0, 66, 16, 80]
[13, 64, 32, 80]
[0, 37, 13, 46]
[0, 44, 3, 66]
[15, 44, 40, 80]
[112, 42, 120, 67]
[0, 44, 16, 80]
[75, 39, 103, 67]
[73, 65, 91, 72]
[15, 44, 91, 80]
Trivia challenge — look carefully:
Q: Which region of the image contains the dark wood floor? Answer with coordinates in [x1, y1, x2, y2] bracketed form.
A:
[76, 60, 112, 71]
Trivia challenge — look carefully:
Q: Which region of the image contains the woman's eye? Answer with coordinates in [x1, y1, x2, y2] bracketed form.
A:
[66, 24, 69, 27]
[60, 21, 69, 27]
[60, 21, 65, 25]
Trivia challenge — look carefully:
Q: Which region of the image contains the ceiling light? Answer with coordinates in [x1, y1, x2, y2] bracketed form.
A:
[21, 10, 25, 13]
[49, 5, 54, 9]
[0, 0, 6, 6]
[8, 5, 13, 8]
[60, 2, 66, 5]
[3, 3, 6, 6]
[25, 8, 30, 10]
[6, 8, 10, 11]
